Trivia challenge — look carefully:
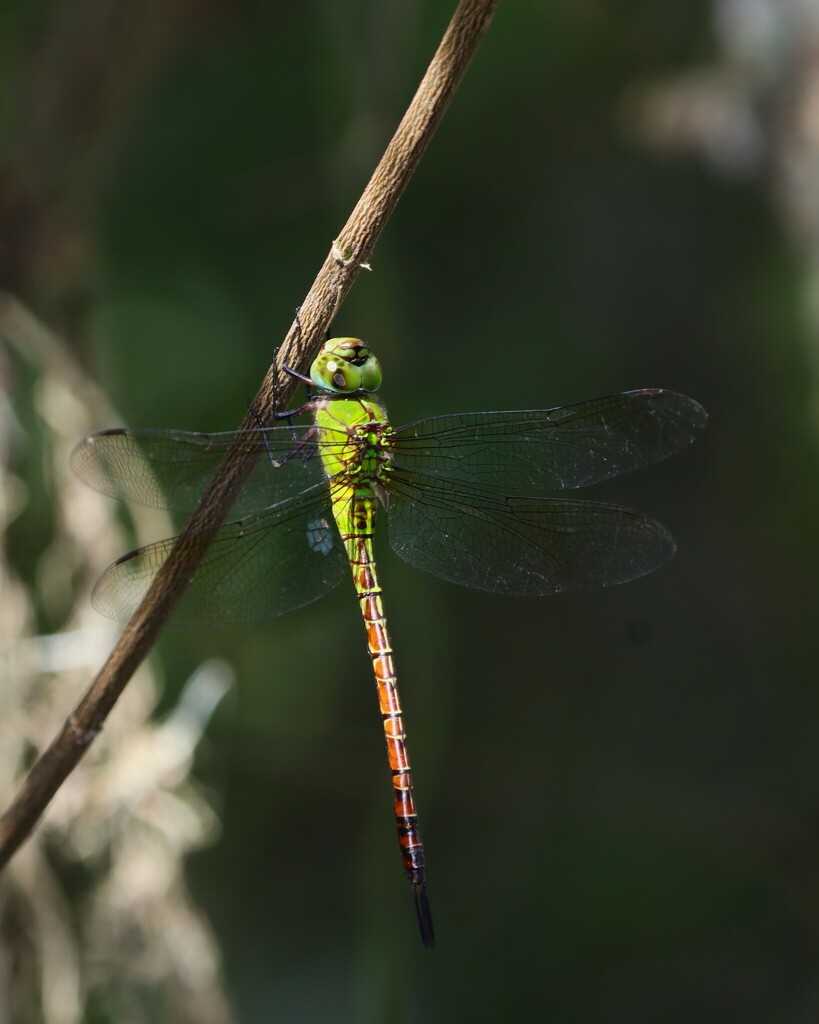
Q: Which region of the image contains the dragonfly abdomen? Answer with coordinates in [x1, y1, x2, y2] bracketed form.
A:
[361, 592, 425, 879]
[340, 490, 435, 947]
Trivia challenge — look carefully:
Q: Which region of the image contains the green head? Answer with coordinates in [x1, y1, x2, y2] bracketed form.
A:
[309, 337, 382, 394]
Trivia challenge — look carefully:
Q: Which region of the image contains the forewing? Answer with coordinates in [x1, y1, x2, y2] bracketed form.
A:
[389, 390, 707, 494]
[70, 424, 348, 515]
[386, 471, 675, 596]
[91, 483, 348, 624]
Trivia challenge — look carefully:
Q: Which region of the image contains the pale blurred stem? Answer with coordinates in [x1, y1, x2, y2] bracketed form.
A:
[0, 0, 499, 869]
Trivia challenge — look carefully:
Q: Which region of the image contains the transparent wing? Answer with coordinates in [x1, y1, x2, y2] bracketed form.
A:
[70, 424, 350, 516]
[388, 390, 707, 494]
[91, 483, 348, 624]
[386, 470, 675, 596]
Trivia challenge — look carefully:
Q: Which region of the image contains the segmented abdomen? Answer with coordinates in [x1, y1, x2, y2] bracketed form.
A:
[340, 489, 427, 889]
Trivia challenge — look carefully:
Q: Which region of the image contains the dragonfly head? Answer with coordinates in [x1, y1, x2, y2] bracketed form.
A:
[310, 338, 382, 394]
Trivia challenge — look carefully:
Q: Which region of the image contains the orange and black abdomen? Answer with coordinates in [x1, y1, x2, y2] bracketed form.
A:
[342, 489, 435, 948]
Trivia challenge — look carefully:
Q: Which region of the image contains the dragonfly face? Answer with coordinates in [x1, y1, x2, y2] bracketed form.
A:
[71, 333, 707, 950]
[309, 337, 382, 394]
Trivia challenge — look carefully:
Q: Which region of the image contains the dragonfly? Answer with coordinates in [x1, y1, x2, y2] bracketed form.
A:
[71, 337, 707, 949]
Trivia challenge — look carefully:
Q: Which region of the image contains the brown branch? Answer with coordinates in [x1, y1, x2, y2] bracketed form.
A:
[0, 0, 500, 870]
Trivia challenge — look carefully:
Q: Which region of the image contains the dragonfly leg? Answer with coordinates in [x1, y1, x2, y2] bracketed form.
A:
[269, 349, 312, 414]
[272, 305, 331, 411]
[269, 305, 317, 417]
[271, 363, 316, 420]
[245, 398, 278, 458]
[245, 398, 319, 470]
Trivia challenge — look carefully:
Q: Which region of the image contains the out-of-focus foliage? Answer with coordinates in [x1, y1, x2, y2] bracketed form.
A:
[0, 300, 233, 1022]
[0, 2, 817, 1023]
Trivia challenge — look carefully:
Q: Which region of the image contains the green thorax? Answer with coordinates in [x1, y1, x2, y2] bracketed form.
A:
[313, 393, 391, 481]
[308, 338, 393, 533]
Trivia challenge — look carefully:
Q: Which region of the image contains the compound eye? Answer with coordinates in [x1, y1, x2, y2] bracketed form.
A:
[358, 354, 382, 392]
[330, 361, 360, 391]
[311, 353, 361, 392]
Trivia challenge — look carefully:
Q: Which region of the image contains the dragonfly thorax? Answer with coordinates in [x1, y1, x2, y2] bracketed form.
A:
[310, 337, 382, 394]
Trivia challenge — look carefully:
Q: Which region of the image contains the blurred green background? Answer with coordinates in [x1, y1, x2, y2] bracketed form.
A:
[2, 1, 818, 1022]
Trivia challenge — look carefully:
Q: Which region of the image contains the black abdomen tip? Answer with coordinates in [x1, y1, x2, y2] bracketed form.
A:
[413, 882, 435, 949]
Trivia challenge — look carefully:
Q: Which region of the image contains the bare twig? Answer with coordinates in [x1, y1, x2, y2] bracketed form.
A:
[0, 0, 499, 869]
